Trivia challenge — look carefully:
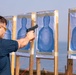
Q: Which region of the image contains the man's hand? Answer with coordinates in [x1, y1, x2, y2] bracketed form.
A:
[26, 30, 35, 41]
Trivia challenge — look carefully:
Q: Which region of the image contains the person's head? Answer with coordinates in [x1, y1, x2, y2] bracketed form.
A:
[0, 16, 7, 38]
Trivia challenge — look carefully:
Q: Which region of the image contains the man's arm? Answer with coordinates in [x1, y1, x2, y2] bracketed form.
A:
[17, 30, 35, 49]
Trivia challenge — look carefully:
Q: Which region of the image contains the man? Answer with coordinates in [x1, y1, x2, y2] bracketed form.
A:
[0, 16, 35, 75]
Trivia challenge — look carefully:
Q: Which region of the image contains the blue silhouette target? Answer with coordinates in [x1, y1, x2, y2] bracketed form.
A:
[17, 18, 30, 50]
[38, 16, 54, 52]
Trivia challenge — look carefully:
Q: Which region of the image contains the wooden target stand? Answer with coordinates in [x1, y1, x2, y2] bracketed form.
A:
[36, 10, 58, 75]
[15, 13, 36, 75]
[65, 9, 76, 75]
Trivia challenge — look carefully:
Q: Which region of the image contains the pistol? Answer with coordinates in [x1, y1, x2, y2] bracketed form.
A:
[26, 24, 38, 32]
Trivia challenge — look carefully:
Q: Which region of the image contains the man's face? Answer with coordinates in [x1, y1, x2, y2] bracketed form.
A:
[0, 23, 7, 38]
